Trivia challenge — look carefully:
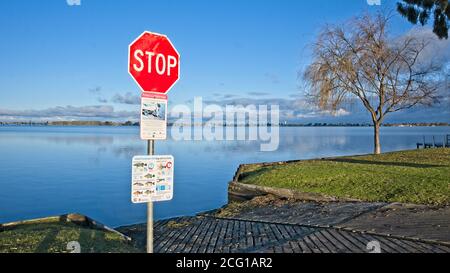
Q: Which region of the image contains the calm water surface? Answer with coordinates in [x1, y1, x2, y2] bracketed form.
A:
[0, 126, 448, 227]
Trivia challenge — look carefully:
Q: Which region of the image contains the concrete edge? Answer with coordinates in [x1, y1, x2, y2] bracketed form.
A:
[228, 181, 362, 203]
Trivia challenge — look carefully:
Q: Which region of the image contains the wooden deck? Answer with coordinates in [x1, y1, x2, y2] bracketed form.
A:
[145, 216, 450, 253]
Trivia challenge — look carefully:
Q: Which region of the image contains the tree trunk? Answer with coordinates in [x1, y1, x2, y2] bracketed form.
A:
[373, 122, 381, 155]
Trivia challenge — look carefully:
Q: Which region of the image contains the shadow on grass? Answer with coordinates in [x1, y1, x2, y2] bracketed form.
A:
[324, 158, 443, 168]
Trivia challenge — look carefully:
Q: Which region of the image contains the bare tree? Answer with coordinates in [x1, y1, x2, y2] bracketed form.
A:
[303, 12, 444, 154]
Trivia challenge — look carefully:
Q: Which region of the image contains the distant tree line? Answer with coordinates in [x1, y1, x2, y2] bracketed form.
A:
[0, 121, 448, 127]
[0, 121, 139, 126]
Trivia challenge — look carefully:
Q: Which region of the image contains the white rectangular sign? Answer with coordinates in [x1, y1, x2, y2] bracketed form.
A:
[131, 155, 174, 203]
[140, 93, 168, 140]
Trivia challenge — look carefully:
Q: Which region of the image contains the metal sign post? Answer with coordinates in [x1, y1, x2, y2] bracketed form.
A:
[131, 146, 174, 254]
[147, 140, 154, 253]
[128, 31, 179, 255]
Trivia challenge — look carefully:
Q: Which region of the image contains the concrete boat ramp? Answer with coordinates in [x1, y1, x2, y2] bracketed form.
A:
[117, 197, 450, 253]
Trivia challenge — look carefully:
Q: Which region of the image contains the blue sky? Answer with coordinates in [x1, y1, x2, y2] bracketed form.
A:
[0, 0, 448, 123]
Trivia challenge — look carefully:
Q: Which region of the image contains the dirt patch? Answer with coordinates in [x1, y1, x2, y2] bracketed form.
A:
[166, 220, 192, 229]
[215, 195, 292, 218]
[214, 195, 386, 227]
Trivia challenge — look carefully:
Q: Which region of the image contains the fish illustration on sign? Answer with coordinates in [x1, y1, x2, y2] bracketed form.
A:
[131, 155, 174, 204]
[133, 191, 143, 196]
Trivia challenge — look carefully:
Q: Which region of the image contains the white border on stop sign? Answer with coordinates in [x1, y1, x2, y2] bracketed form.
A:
[128, 31, 180, 94]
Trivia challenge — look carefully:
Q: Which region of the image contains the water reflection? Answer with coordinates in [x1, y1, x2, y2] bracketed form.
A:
[0, 126, 448, 227]
[44, 136, 115, 145]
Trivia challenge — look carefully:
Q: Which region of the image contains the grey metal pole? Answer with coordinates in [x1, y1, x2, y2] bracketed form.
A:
[147, 140, 154, 254]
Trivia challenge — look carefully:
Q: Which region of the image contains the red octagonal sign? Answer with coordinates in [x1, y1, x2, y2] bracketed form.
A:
[128, 31, 180, 94]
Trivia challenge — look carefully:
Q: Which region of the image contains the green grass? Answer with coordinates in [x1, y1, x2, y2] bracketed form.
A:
[239, 148, 450, 206]
[0, 218, 141, 253]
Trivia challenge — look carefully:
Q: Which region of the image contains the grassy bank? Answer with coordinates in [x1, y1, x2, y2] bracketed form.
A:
[0, 217, 141, 253]
[239, 148, 450, 206]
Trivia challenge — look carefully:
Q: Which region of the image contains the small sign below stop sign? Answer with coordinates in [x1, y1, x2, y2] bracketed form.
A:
[128, 31, 180, 94]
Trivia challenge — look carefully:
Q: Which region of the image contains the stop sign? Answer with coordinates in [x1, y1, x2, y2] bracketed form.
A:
[128, 31, 180, 94]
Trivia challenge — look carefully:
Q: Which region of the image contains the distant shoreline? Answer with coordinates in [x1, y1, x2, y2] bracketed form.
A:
[0, 122, 449, 128]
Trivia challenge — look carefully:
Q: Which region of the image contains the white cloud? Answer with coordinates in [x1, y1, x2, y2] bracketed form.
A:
[399, 27, 450, 65]
[111, 92, 140, 105]
[0, 105, 138, 121]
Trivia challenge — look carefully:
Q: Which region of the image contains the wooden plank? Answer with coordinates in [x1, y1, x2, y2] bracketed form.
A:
[340, 232, 392, 253]
[416, 242, 449, 253]
[302, 234, 323, 253]
[256, 222, 269, 249]
[154, 220, 186, 253]
[170, 219, 202, 253]
[266, 224, 288, 253]
[222, 219, 234, 253]
[410, 241, 443, 253]
[249, 222, 262, 249]
[273, 245, 284, 253]
[313, 230, 337, 253]
[154, 220, 176, 246]
[431, 244, 450, 253]
[172, 218, 204, 253]
[319, 229, 352, 253]
[206, 219, 224, 253]
[285, 225, 310, 253]
[291, 226, 316, 253]
[156, 229, 184, 253]
[197, 219, 219, 253]
[234, 220, 247, 253]
[199, 218, 219, 252]
[387, 237, 423, 253]
[271, 224, 285, 242]
[291, 226, 315, 238]
[245, 220, 254, 251]
[213, 219, 230, 253]
[282, 225, 296, 238]
[151, 217, 450, 254]
[326, 229, 362, 253]
[183, 218, 210, 253]
[376, 236, 414, 253]
[361, 233, 405, 253]
[154, 219, 169, 229]
[190, 218, 214, 253]
[397, 239, 430, 253]
[229, 219, 242, 253]
[296, 239, 313, 253]
[246, 222, 274, 253]
[265, 224, 281, 248]
[160, 218, 203, 253]
[276, 225, 296, 253]
[278, 225, 301, 253]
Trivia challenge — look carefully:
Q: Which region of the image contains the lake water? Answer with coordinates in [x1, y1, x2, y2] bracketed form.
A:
[0, 126, 448, 227]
